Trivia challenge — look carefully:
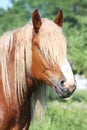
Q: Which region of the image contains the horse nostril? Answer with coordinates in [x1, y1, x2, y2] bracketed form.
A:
[59, 79, 68, 92]
[59, 79, 66, 86]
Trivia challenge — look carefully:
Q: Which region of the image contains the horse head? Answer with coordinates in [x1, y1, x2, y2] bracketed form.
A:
[31, 9, 76, 98]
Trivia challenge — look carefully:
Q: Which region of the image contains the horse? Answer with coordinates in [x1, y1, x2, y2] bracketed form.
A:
[0, 9, 76, 130]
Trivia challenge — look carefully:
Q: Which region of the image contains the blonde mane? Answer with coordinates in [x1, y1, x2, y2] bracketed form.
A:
[0, 31, 13, 102]
[0, 23, 33, 103]
[14, 23, 33, 103]
[38, 18, 67, 67]
[0, 18, 67, 118]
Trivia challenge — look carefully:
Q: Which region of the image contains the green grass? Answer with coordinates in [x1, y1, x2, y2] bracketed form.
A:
[29, 90, 87, 130]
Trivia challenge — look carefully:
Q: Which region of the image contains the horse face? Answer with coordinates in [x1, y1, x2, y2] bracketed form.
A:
[32, 9, 76, 98]
[32, 38, 76, 98]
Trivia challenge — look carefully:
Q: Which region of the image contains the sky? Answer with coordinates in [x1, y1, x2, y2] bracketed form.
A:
[0, 0, 12, 9]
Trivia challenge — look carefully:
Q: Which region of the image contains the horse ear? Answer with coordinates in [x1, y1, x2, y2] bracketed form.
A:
[32, 9, 42, 33]
[54, 10, 63, 27]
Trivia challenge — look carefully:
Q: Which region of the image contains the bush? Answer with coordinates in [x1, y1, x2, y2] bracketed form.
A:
[29, 99, 87, 130]
[71, 90, 87, 102]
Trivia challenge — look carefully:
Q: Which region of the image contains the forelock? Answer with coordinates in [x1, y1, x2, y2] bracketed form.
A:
[38, 18, 67, 66]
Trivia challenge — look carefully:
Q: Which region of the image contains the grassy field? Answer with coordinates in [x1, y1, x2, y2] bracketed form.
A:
[29, 90, 87, 130]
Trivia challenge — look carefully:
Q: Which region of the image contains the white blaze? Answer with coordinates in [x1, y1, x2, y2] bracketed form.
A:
[60, 58, 75, 87]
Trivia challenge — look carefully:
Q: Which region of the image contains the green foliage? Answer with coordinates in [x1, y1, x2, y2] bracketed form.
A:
[71, 90, 87, 102]
[0, 0, 87, 75]
[29, 95, 87, 130]
[29, 90, 87, 130]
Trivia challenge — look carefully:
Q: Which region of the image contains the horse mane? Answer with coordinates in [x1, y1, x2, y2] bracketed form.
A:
[0, 22, 46, 119]
[38, 18, 67, 67]
[0, 23, 33, 103]
[14, 23, 33, 103]
[0, 31, 13, 101]
[0, 18, 67, 119]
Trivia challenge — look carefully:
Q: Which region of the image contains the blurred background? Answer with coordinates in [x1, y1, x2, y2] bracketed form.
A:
[0, 0, 87, 130]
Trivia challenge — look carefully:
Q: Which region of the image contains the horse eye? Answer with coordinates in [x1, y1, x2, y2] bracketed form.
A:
[34, 42, 40, 50]
[37, 45, 42, 53]
[37, 45, 40, 50]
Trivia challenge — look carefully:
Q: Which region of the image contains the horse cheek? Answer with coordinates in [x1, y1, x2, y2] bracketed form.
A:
[32, 46, 43, 80]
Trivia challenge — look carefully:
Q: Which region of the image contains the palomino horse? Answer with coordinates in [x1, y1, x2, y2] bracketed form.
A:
[0, 9, 76, 130]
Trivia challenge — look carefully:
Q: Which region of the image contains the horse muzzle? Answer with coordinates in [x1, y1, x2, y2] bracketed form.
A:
[51, 79, 76, 98]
